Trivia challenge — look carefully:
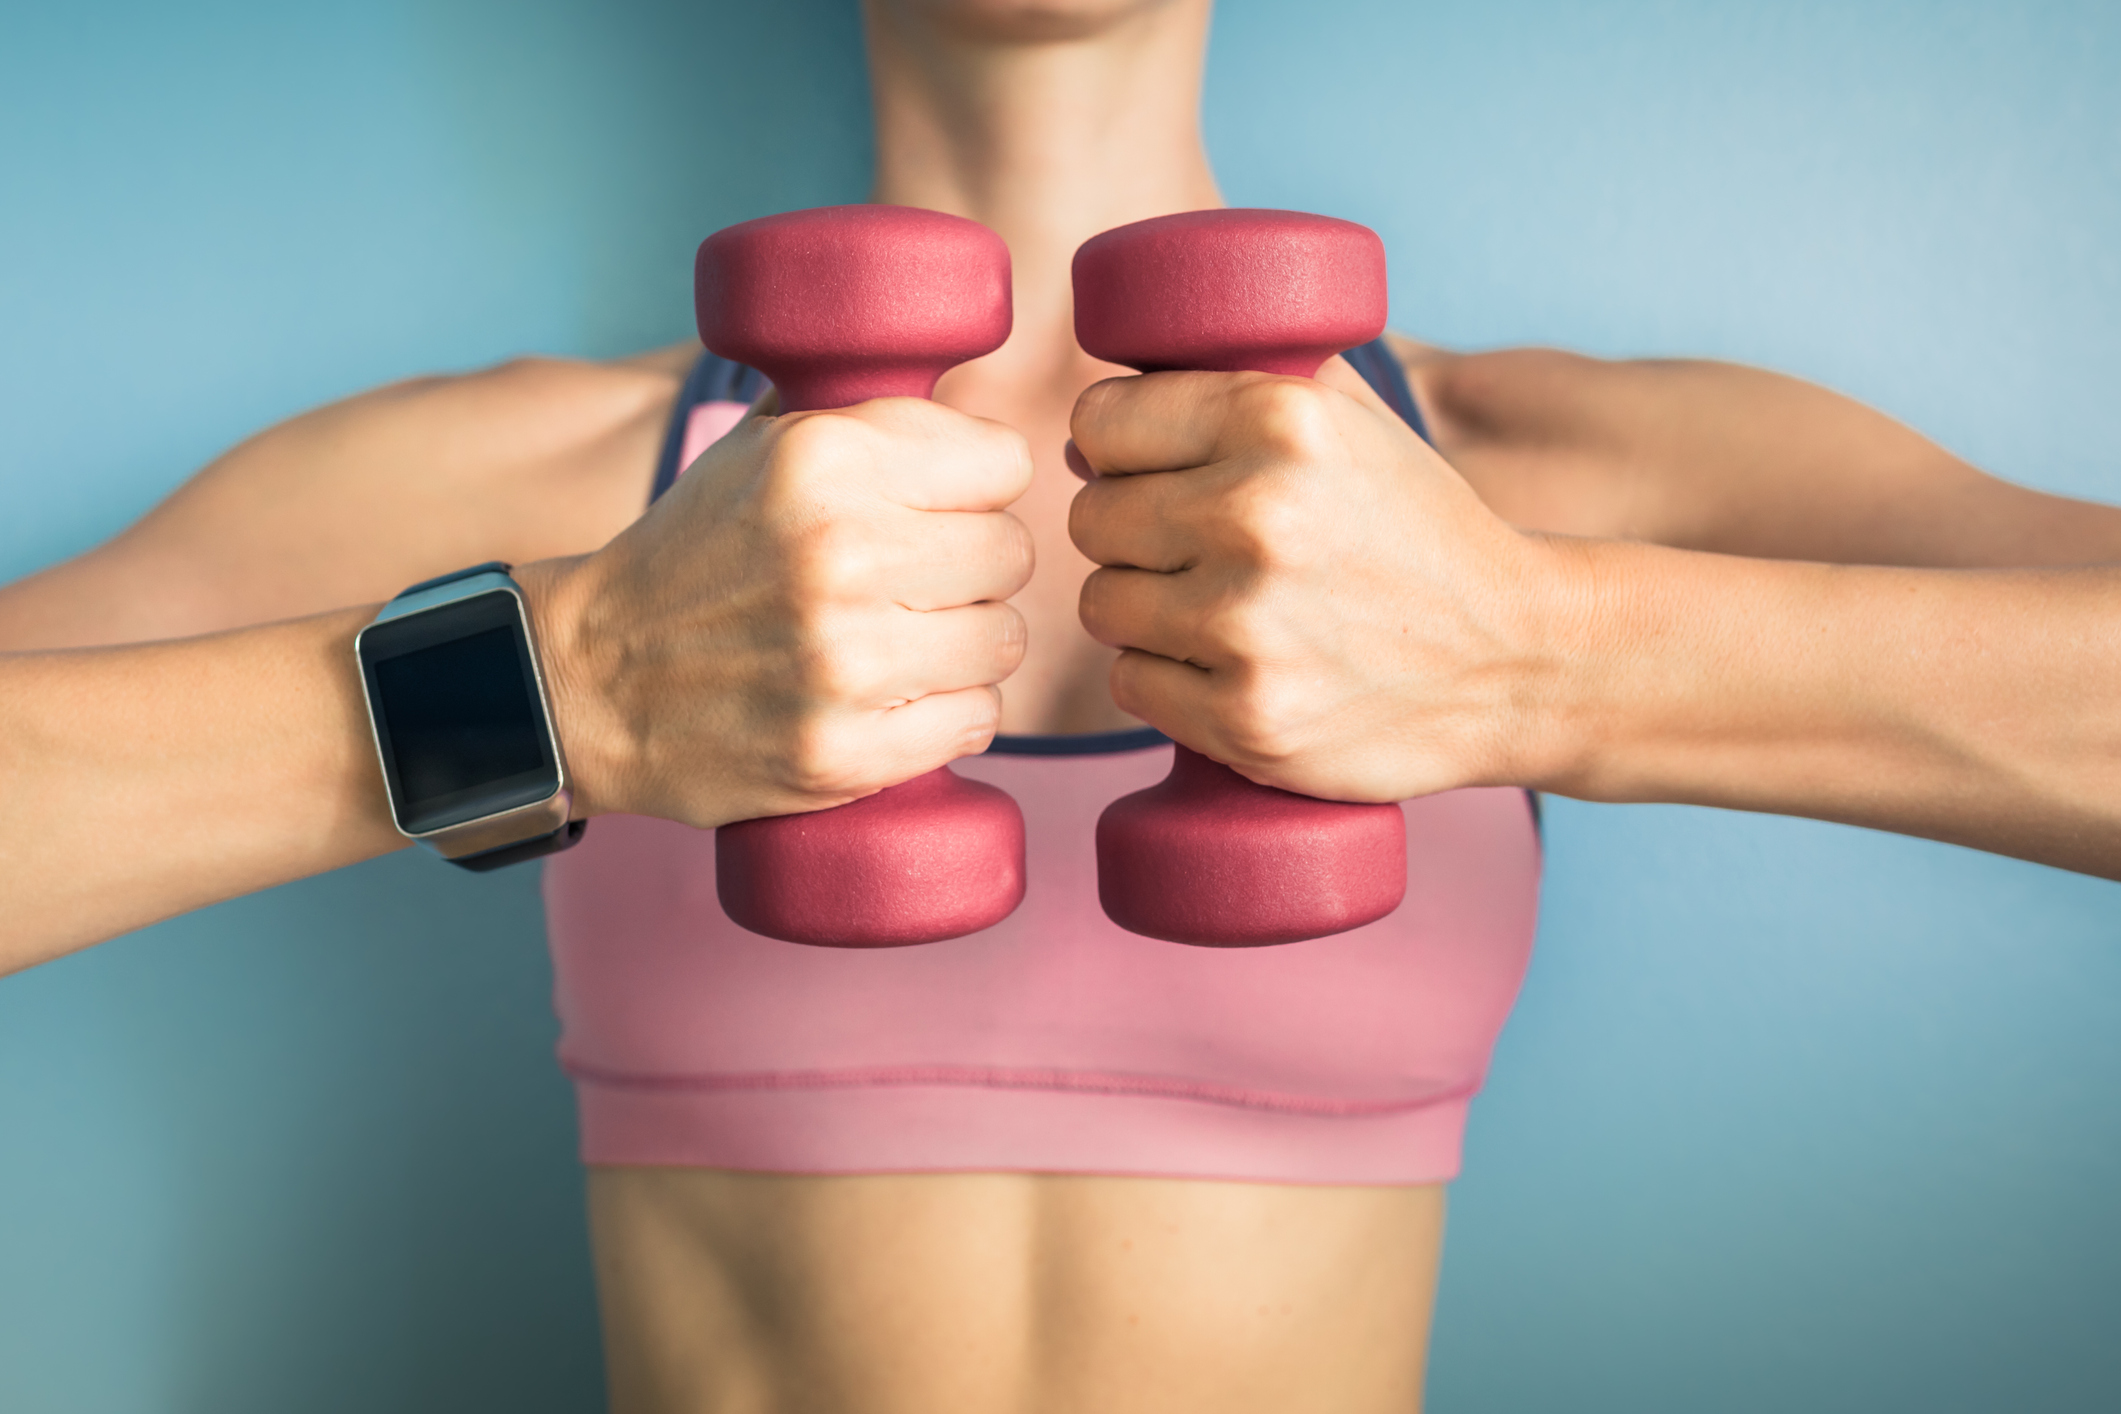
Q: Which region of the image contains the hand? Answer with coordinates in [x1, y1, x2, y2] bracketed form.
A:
[527, 393, 1035, 827]
[1067, 362, 1557, 802]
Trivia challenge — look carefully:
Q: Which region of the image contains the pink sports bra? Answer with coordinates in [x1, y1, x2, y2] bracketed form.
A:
[541, 352, 1542, 1185]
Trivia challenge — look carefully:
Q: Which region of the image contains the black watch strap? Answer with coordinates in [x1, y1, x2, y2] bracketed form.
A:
[448, 819, 589, 873]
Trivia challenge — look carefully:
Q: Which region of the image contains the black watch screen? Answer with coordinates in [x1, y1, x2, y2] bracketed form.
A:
[357, 589, 560, 835]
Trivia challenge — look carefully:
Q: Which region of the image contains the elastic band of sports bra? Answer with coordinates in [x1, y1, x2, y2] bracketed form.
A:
[559, 1057, 1474, 1119]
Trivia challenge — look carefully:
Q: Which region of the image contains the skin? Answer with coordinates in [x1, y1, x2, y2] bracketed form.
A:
[590, 1172, 1440, 1414]
[0, 350, 696, 653]
[1070, 363, 2121, 875]
[5, 0, 2119, 1410]
[0, 394, 1034, 970]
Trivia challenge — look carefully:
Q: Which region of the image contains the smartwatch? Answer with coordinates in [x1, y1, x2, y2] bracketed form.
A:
[354, 562, 585, 872]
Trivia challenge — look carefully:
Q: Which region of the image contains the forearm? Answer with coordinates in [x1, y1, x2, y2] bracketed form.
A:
[0, 609, 405, 971]
[1070, 360, 2121, 877]
[0, 533, 230, 652]
[1526, 539, 2121, 876]
[1, 391, 1038, 971]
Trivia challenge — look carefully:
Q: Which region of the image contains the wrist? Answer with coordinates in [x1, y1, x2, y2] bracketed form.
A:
[514, 555, 634, 818]
[1493, 532, 1619, 795]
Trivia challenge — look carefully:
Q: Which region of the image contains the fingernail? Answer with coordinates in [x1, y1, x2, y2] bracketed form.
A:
[1064, 440, 1096, 482]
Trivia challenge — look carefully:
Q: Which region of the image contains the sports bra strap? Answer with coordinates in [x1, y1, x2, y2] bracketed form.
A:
[650, 354, 769, 502]
[1342, 338, 1432, 443]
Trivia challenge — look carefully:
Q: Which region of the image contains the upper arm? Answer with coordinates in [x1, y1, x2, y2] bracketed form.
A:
[1390, 337, 2121, 568]
[0, 346, 692, 651]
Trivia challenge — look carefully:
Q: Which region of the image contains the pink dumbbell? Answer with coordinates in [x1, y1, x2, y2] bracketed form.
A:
[695, 205, 1025, 947]
[1073, 208, 1407, 946]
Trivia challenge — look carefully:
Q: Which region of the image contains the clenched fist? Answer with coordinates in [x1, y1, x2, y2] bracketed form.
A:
[1067, 361, 1556, 803]
[532, 392, 1036, 827]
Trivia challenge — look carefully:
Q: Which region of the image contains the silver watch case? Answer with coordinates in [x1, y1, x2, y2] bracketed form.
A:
[355, 569, 574, 862]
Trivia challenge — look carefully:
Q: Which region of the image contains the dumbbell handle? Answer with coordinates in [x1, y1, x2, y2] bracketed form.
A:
[1075, 208, 1408, 947]
[696, 205, 1026, 948]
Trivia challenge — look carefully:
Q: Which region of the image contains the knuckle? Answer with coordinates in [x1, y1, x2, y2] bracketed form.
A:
[1240, 377, 1337, 459]
[1197, 592, 1260, 657]
[1215, 674, 1305, 766]
[983, 420, 1035, 478]
[1105, 652, 1149, 716]
[1077, 570, 1131, 645]
[785, 516, 879, 601]
[996, 512, 1037, 585]
[950, 688, 1004, 755]
[782, 719, 871, 799]
[988, 602, 1030, 657]
[1067, 484, 1105, 553]
[1077, 569, 1110, 624]
[1072, 376, 1126, 430]
[992, 603, 1029, 669]
[1221, 477, 1310, 566]
[770, 409, 870, 480]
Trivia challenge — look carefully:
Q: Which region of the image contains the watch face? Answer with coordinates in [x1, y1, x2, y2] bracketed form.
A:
[357, 589, 561, 835]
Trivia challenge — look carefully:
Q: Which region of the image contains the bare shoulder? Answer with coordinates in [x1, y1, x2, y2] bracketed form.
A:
[356, 341, 698, 433]
[0, 342, 705, 650]
[139, 343, 698, 635]
[1385, 334, 1893, 454]
[1383, 332, 1632, 453]
[1380, 332, 1711, 537]
[1378, 333, 2020, 553]
[615, 341, 707, 379]
[287, 343, 702, 509]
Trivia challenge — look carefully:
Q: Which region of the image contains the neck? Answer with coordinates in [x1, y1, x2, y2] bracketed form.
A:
[862, 0, 1223, 386]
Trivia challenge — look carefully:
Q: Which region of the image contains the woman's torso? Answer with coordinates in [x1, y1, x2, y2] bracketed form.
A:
[587, 1166, 1445, 1414]
[552, 340, 1539, 1413]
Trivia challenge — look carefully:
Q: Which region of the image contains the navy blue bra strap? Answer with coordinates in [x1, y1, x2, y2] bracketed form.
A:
[986, 725, 1168, 756]
[1343, 337, 1432, 445]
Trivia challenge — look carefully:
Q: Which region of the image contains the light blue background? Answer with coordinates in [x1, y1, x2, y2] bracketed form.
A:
[2, 1, 2117, 1409]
